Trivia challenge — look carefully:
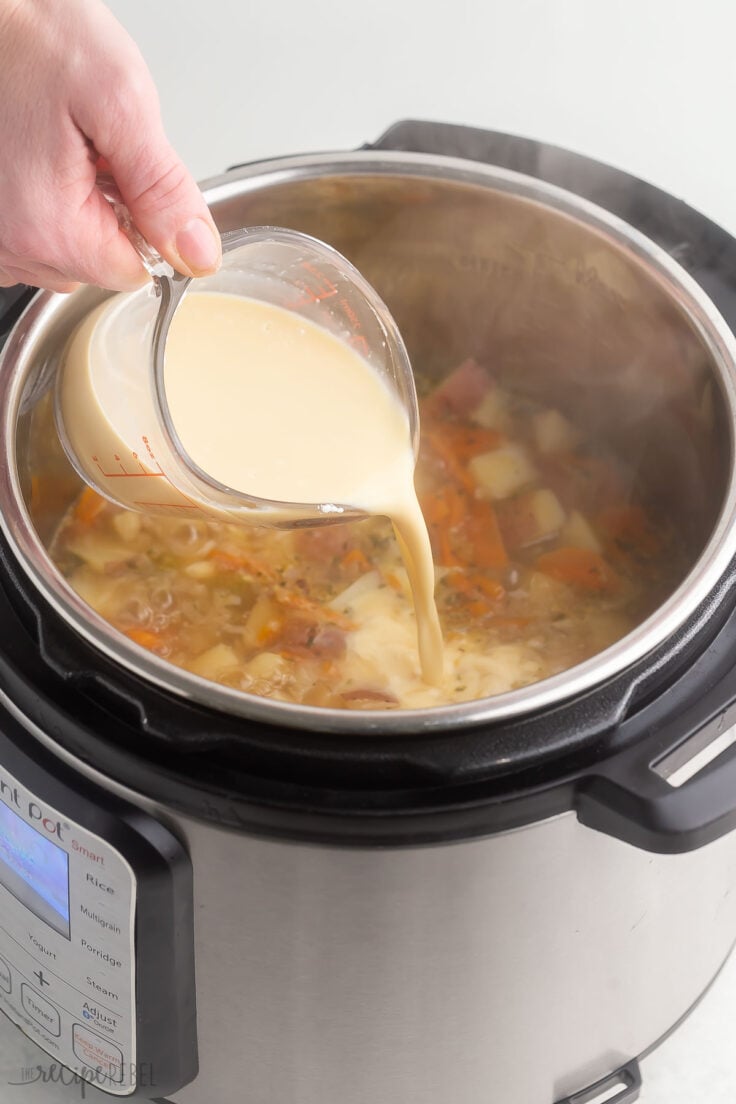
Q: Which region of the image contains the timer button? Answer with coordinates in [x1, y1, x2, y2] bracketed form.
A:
[0, 955, 11, 993]
[21, 983, 61, 1037]
[72, 1023, 124, 1083]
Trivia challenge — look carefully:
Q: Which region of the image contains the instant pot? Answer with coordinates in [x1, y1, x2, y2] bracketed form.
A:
[1, 121, 736, 1104]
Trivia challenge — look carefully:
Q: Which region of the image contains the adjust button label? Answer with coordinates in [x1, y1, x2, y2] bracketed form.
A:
[0, 955, 11, 994]
[21, 983, 60, 1037]
[72, 1023, 124, 1083]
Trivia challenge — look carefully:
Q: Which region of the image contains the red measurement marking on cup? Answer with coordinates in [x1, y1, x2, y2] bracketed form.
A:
[133, 441, 205, 512]
[93, 439, 204, 514]
[292, 264, 339, 307]
[347, 333, 370, 356]
[92, 451, 163, 478]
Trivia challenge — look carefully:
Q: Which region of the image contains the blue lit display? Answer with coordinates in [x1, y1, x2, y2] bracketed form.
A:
[0, 801, 70, 939]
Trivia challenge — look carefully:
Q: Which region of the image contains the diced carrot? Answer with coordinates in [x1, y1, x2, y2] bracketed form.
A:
[444, 570, 505, 606]
[340, 548, 373, 573]
[125, 627, 163, 650]
[208, 549, 276, 579]
[421, 485, 466, 529]
[74, 486, 107, 526]
[536, 546, 619, 593]
[423, 430, 476, 492]
[428, 421, 504, 463]
[274, 587, 354, 629]
[474, 575, 506, 600]
[464, 499, 508, 568]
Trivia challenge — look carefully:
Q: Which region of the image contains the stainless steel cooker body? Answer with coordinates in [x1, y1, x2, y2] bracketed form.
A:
[2, 721, 736, 1104]
[2, 124, 736, 1104]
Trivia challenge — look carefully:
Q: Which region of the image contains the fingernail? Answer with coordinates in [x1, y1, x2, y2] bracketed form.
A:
[175, 218, 221, 276]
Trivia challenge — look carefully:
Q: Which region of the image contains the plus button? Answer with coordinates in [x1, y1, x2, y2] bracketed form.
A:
[33, 970, 49, 988]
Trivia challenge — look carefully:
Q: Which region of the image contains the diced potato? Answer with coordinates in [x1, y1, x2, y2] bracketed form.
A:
[68, 568, 125, 616]
[246, 652, 288, 681]
[184, 560, 217, 580]
[560, 510, 602, 553]
[328, 571, 381, 612]
[498, 489, 565, 549]
[527, 569, 571, 605]
[469, 445, 537, 500]
[188, 643, 241, 680]
[532, 409, 579, 454]
[64, 532, 134, 573]
[242, 594, 283, 649]
[528, 489, 566, 539]
[472, 388, 508, 430]
[112, 511, 142, 543]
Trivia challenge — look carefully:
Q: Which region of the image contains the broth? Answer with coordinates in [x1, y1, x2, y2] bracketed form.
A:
[49, 358, 684, 710]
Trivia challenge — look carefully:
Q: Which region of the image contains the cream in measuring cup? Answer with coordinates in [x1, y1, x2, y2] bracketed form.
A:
[56, 231, 444, 683]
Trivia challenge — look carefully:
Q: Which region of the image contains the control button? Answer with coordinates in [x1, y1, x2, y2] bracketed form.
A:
[33, 969, 50, 988]
[85, 872, 115, 896]
[72, 1023, 123, 1083]
[79, 903, 123, 937]
[0, 955, 11, 994]
[79, 938, 122, 969]
[21, 983, 61, 1037]
[84, 976, 120, 1004]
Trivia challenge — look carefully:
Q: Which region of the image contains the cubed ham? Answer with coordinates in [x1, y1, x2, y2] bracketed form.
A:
[426, 358, 491, 417]
[281, 618, 347, 659]
[295, 523, 355, 563]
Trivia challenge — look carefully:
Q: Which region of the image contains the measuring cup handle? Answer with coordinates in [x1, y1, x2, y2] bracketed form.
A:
[96, 171, 176, 282]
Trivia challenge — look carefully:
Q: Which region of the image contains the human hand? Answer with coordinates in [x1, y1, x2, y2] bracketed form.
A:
[0, 0, 221, 292]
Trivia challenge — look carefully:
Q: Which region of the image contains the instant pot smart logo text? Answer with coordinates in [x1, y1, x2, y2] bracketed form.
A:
[0, 777, 68, 842]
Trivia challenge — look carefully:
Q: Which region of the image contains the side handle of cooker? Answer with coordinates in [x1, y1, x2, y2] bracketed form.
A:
[556, 1060, 641, 1104]
[0, 285, 36, 349]
[576, 681, 736, 854]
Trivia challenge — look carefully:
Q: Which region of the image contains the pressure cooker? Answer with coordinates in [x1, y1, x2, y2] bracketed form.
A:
[1, 120, 736, 1104]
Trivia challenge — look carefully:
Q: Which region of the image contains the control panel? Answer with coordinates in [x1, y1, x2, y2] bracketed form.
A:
[0, 696, 198, 1100]
[0, 763, 136, 1094]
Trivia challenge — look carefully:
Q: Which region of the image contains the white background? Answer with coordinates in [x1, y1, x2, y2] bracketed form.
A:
[107, 0, 736, 236]
[103, 2, 736, 1101]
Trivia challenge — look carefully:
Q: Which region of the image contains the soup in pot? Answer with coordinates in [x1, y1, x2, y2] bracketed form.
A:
[49, 358, 683, 710]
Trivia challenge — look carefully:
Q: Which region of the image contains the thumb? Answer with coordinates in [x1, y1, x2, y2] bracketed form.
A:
[97, 132, 221, 280]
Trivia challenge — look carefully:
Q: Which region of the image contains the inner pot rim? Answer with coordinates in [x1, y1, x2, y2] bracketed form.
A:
[2, 149, 736, 736]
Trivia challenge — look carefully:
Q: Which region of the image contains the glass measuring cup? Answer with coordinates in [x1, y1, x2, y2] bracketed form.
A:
[55, 181, 419, 527]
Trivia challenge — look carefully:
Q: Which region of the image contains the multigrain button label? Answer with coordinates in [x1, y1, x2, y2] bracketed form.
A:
[79, 940, 122, 969]
[79, 905, 122, 936]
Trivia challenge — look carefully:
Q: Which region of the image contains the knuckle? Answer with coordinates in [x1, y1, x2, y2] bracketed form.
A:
[125, 157, 191, 216]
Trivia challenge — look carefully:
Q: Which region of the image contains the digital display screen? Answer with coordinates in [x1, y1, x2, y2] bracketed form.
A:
[0, 801, 70, 939]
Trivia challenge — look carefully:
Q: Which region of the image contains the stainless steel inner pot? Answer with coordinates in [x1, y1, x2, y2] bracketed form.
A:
[2, 151, 736, 733]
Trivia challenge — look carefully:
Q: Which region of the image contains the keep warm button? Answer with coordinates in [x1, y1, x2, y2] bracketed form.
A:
[73, 1024, 123, 1083]
[21, 984, 60, 1037]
